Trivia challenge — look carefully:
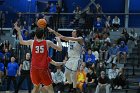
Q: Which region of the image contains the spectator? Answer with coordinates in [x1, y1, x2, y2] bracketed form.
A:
[95, 71, 111, 93]
[121, 28, 129, 44]
[16, 53, 32, 93]
[108, 64, 118, 89]
[92, 48, 99, 63]
[73, 5, 81, 22]
[93, 17, 103, 33]
[96, 62, 105, 77]
[114, 68, 126, 89]
[56, 3, 62, 13]
[112, 16, 120, 31]
[86, 66, 97, 93]
[76, 64, 86, 92]
[44, 3, 50, 13]
[53, 66, 65, 93]
[0, 61, 4, 84]
[6, 56, 19, 93]
[103, 33, 111, 45]
[129, 28, 138, 45]
[85, 48, 96, 67]
[68, 6, 81, 28]
[102, 27, 110, 36]
[106, 43, 119, 64]
[3, 48, 11, 69]
[118, 41, 128, 63]
[85, 7, 93, 31]
[99, 42, 109, 61]
[92, 38, 102, 51]
[105, 16, 112, 30]
[3, 40, 12, 51]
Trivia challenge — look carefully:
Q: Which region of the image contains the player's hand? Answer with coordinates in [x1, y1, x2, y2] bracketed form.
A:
[47, 27, 55, 33]
[58, 35, 65, 40]
[14, 22, 21, 32]
[55, 37, 61, 42]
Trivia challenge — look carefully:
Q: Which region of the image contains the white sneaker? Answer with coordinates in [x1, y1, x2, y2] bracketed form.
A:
[114, 85, 118, 89]
[117, 86, 122, 89]
[117, 30, 119, 31]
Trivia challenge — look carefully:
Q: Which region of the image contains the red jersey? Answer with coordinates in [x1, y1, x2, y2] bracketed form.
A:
[31, 40, 51, 69]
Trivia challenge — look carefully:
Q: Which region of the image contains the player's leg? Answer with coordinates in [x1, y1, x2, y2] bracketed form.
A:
[41, 84, 54, 93]
[30, 68, 40, 93]
[71, 71, 77, 89]
[65, 68, 72, 84]
[32, 84, 40, 93]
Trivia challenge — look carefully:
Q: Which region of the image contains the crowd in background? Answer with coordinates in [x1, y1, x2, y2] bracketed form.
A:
[0, 2, 139, 93]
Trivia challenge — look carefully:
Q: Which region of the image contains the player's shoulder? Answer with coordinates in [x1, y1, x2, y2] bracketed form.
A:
[46, 40, 51, 43]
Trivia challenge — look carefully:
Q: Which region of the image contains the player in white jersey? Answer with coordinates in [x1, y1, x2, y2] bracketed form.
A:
[48, 27, 83, 92]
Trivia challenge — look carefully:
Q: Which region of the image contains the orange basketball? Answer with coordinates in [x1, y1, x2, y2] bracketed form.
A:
[37, 18, 47, 29]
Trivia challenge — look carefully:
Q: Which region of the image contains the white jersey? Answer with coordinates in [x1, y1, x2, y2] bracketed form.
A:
[68, 38, 82, 58]
[65, 37, 82, 71]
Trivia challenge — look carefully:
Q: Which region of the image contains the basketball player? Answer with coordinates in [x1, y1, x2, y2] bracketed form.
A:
[48, 27, 83, 92]
[14, 23, 66, 93]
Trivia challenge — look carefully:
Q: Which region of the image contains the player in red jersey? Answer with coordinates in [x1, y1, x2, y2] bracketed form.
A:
[14, 23, 65, 93]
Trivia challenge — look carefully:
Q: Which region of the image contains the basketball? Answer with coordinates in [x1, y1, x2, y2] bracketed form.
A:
[37, 18, 47, 29]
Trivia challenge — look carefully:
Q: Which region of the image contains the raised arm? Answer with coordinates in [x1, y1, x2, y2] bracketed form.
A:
[47, 37, 62, 51]
[60, 36, 83, 45]
[48, 27, 83, 44]
[47, 27, 62, 37]
[14, 22, 33, 46]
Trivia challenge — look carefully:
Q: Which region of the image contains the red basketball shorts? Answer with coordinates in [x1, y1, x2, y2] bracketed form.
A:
[30, 67, 53, 86]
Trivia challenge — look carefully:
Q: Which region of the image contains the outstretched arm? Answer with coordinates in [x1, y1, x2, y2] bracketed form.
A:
[14, 22, 32, 45]
[60, 36, 83, 45]
[47, 37, 62, 51]
[50, 60, 66, 66]
[47, 27, 62, 37]
[48, 27, 83, 44]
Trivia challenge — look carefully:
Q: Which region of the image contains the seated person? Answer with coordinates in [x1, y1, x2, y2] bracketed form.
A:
[112, 16, 120, 31]
[108, 64, 118, 89]
[53, 66, 65, 92]
[129, 28, 138, 45]
[85, 48, 96, 67]
[86, 66, 97, 93]
[76, 64, 86, 92]
[96, 62, 105, 77]
[99, 42, 109, 61]
[95, 71, 111, 93]
[0, 60, 4, 84]
[93, 17, 103, 33]
[114, 68, 126, 89]
[118, 41, 128, 63]
[105, 16, 112, 30]
[106, 43, 119, 64]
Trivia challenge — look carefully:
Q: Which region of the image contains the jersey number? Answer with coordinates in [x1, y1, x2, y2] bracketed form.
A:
[70, 45, 74, 50]
[35, 46, 44, 53]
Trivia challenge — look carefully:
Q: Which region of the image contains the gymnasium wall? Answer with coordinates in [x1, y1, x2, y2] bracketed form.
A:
[129, 0, 140, 27]
[0, 0, 140, 27]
